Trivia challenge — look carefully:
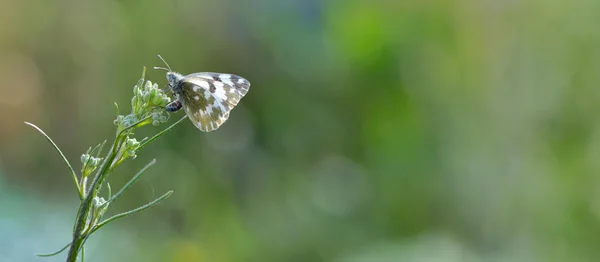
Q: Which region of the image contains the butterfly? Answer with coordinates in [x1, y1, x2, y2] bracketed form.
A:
[154, 55, 251, 132]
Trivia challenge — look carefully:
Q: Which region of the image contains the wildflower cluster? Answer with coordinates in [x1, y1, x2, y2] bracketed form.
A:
[115, 71, 171, 130]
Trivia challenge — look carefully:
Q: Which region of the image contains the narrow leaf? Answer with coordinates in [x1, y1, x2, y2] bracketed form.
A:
[36, 242, 71, 257]
[92, 191, 173, 234]
[95, 140, 107, 159]
[107, 159, 156, 206]
[114, 102, 120, 116]
[138, 115, 188, 151]
[25, 122, 83, 200]
[107, 182, 112, 200]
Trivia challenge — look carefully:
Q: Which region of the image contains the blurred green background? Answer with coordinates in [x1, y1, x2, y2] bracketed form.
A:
[2, 0, 600, 261]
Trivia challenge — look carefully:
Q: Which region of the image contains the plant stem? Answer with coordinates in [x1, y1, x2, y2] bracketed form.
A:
[65, 116, 157, 261]
[66, 142, 117, 262]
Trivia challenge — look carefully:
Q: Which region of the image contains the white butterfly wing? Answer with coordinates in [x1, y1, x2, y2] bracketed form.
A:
[179, 73, 250, 132]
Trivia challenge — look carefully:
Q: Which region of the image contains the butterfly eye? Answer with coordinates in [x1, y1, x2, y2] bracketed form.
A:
[166, 73, 175, 83]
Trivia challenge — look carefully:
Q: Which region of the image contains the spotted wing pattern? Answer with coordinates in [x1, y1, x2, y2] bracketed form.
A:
[178, 73, 250, 132]
[187, 72, 250, 97]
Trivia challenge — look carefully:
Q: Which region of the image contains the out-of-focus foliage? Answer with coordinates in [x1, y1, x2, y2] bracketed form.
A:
[2, 0, 600, 261]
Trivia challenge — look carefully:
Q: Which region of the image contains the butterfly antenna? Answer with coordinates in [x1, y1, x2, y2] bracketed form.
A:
[153, 66, 170, 71]
[156, 54, 172, 71]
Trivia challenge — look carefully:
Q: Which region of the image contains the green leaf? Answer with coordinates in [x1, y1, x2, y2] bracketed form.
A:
[92, 190, 173, 234]
[137, 115, 188, 151]
[105, 159, 156, 207]
[107, 182, 112, 200]
[95, 140, 107, 159]
[36, 242, 71, 257]
[25, 122, 83, 200]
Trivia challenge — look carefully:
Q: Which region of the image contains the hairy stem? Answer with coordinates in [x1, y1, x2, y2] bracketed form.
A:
[65, 116, 159, 261]
[66, 142, 117, 262]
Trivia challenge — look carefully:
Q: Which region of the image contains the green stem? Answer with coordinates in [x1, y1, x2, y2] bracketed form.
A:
[65, 115, 158, 262]
[65, 144, 116, 262]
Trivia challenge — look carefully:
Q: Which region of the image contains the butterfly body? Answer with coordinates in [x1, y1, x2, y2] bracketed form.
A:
[164, 71, 250, 132]
[165, 99, 182, 112]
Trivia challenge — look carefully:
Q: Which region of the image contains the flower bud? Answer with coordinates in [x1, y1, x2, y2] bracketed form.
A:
[81, 154, 90, 164]
[144, 80, 153, 91]
[93, 196, 107, 207]
[152, 93, 164, 105]
[143, 92, 150, 103]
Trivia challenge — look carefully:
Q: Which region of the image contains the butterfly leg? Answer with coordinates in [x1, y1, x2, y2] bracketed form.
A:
[165, 100, 183, 112]
[161, 84, 173, 94]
